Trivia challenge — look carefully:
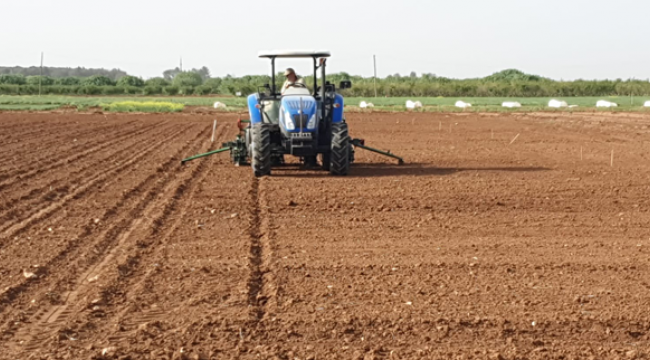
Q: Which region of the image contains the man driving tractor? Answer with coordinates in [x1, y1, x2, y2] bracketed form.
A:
[281, 68, 306, 94]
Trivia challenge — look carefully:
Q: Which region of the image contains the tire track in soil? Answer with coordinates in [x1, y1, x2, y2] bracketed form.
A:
[0, 120, 164, 192]
[0, 119, 141, 165]
[0, 124, 192, 247]
[6, 125, 218, 357]
[0, 124, 212, 354]
[247, 177, 277, 324]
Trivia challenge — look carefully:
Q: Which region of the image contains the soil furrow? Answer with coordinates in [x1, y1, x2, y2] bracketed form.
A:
[0, 125, 192, 245]
[0, 123, 210, 350]
[5, 125, 214, 357]
[57, 125, 229, 350]
[0, 119, 150, 176]
[0, 118, 141, 165]
[0, 120, 163, 191]
[0, 121, 174, 222]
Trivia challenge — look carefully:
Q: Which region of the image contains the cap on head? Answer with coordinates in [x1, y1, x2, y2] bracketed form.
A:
[284, 68, 295, 76]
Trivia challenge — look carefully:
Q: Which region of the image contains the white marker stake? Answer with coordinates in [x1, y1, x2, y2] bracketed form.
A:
[211, 120, 217, 143]
[611, 150, 614, 167]
[509, 133, 520, 145]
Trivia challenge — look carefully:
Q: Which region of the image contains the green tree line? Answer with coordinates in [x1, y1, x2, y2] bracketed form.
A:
[1, 69, 649, 97]
[0, 66, 127, 80]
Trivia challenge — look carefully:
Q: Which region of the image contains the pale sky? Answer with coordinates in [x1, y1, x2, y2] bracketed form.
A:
[2, 0, 649, 80]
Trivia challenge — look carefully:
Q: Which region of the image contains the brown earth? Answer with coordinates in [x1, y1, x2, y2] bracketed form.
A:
[0, 111, 649, 360]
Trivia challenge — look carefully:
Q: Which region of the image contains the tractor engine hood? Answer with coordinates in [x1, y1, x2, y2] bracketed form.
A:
[280, 95, 318, 132]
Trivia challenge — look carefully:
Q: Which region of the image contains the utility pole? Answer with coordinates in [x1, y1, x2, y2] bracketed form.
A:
[373, 55, 377, 98]
[180, 57, 183, 72]
[39, 52, 43, 96]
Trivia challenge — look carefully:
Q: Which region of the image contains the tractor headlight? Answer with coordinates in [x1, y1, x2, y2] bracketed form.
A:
[284, 111, 295, 130]
[307, 114, 317, 129]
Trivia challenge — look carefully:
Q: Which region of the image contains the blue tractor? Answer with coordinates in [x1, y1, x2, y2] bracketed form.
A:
[181, 50, 404, 175]
[246, 50, 352, 176]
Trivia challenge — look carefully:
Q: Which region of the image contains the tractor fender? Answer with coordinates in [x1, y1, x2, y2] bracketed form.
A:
[247, 94, 263, 124]
[332, 93, 344, 123]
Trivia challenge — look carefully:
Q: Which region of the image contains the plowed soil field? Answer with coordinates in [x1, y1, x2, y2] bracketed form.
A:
[1, 111, 650, 360]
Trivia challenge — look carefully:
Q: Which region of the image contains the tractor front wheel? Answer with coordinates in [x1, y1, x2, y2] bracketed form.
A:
[329, 123, 350, 176]
[251, 123, 271, 177]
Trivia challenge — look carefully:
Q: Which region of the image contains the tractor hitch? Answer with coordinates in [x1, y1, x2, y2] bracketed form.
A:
[351, 138, 404, 165]
[181, 134, 248, 165]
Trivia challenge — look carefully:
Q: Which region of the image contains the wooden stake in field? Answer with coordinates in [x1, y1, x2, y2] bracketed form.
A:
[439, 121, 442, 131]
[611, 149, 614, 167]
[509, 133, 520, 145]
[211, 120, 217, 143]
[580, 146, 583, 161]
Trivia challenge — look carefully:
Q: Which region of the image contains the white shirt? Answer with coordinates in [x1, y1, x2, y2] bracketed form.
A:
[281, 76, 306, 94]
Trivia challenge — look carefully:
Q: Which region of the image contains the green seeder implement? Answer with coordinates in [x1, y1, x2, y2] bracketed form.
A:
[181, 117, 404, 171]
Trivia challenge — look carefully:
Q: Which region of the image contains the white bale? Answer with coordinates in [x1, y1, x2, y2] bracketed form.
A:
[644, 101, 650, 107]
[406, 100, 416, 109]
[455, 100, 472, 108]
[596, 100, 617, 108]
[235, 92, 242, 97]
[414, 101, 423, 108]
[568, 105, 579, 108]
[548, 99, 568, 108]
[366, 102, 375, 108]
[359, 101, 368, 108]
[213, 101, 227, 109]
[502, 101, 522, 108]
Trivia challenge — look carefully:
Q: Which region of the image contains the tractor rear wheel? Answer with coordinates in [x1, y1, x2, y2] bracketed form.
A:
[329, 123, 350, 175]
[251, 123, 271, 177]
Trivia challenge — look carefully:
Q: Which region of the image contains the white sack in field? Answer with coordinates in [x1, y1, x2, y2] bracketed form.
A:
[548, 99, 568, 108]
[502, 101, 522, 108]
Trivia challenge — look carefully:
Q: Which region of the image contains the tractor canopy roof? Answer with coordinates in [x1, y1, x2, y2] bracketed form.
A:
[258, 50, 331, 59]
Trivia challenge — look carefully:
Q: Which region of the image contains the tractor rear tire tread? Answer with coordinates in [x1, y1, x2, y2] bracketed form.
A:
[251, 123, 272, 177]
[330, 123, 350, 176]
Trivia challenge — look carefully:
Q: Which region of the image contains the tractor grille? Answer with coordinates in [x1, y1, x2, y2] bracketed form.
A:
[286, 101, 316, 113]
[292, 114, 309, 129]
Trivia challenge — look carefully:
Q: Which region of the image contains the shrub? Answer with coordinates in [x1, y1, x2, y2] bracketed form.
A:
[0, 84, 20, 94]
[145, 77, 170, 87]
[163, 86, 179, 95]
[193, 85, 211, 95]
[203, 78, 222, 93]
[78, 85, 101, 95]
[100, 86, 124, 95]
[178, 86, 194, 95]
[172, 72, 203, 87]
[55, 77, 81, 86]
[143, 86, 163, 95]
[117, 76, 145, 87]
[0, 74, 27, 85]
[26, 76, 55, 86]
[81, 75, 115, 87]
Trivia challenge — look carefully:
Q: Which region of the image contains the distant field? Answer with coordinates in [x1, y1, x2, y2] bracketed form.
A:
[0, 94, 649, 112]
